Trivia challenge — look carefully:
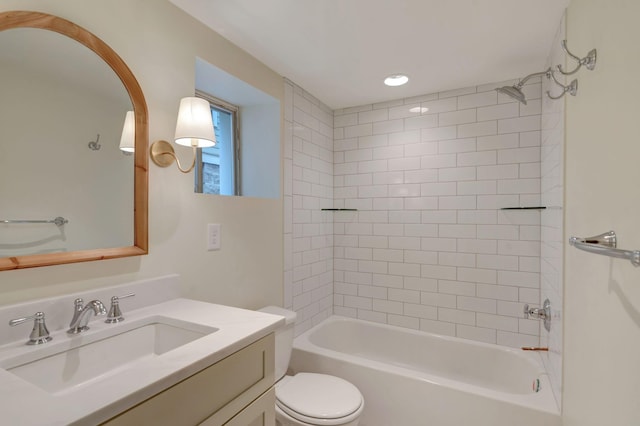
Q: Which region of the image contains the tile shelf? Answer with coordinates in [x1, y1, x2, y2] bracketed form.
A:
[321, 207, 545, 211]
[500, 207, 546, 210]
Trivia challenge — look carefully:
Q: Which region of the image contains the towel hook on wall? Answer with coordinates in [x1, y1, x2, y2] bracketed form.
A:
[556, 40, 597, 76]
[547, 72, 578, 100]
[88, 133, 101, 151]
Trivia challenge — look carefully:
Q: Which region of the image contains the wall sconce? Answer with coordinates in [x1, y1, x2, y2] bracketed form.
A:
[119, 110, 135, 153]
[150, 97, 216, 173]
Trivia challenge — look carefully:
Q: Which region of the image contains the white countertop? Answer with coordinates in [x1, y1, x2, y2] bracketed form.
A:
[0, 298, 284, 425]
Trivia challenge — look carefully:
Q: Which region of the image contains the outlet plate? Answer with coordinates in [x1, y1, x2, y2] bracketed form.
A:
[207, 224, 221, 251]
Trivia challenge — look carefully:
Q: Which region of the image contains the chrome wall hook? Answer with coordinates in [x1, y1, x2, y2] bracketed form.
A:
[557, 40, 597, 76]
[88, 133, 101, 151]
[546, 73, 578, 100]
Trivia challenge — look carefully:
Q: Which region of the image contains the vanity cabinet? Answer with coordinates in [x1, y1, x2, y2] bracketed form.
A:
[210, 387, 276, 426]
[102, 333, 275, 426]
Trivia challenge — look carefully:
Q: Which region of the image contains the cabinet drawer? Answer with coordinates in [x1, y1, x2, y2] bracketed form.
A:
[103, 333, 274, 426]
[203, 387, 275, 426]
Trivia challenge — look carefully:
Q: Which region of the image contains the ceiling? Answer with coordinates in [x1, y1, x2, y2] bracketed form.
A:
[170, 0, 570, 110]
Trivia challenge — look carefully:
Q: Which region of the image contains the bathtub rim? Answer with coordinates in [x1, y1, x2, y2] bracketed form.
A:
[293, 315, 560, 417]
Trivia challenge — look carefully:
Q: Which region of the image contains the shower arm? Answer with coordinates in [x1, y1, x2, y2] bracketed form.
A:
[515, 68, 552, 89]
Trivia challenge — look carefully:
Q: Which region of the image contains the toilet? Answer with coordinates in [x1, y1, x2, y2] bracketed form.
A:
[258, 306, 364, 426]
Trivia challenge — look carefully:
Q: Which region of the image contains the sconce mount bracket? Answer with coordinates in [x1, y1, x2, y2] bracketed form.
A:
[150, 140, 176, 168]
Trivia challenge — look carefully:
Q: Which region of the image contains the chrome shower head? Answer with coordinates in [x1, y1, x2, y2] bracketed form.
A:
[496, 85, 527, 105]
[496, 68, 552, 106]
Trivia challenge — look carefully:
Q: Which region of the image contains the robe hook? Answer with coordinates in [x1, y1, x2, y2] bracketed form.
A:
[546, 72, 578, 100]
[88, 133, 101, 151]
[556, 40, 597, 76]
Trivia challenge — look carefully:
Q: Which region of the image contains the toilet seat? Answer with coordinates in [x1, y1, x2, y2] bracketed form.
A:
[276, 373, 364, 426]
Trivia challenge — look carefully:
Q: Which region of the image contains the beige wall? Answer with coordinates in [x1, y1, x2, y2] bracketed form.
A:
[564, 0, 640, 424]
[0, 0, 283, 310]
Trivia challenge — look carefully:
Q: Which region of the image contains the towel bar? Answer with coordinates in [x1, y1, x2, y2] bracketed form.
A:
[569, 231, 640, 267]
[0, 217, 68, 227]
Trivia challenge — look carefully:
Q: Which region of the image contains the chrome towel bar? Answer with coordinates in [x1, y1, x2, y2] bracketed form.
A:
[569, 230, 640, 267]
[1, 217, 68, 227]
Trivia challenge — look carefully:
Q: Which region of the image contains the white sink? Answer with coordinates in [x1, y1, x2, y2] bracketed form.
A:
[0, 287, 285, 426]
[1, 316, 217, 395]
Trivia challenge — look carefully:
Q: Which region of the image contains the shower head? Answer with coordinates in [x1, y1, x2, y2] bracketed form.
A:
[496, 68, 552, 106]
[496, 85, 527, 105]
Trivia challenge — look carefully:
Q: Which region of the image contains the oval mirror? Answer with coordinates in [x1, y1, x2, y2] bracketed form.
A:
[0, 11, 148, 271]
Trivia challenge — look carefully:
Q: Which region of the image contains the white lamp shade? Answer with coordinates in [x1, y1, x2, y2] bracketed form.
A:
[174, 97, 216, 148]
[119, 110, 135, 152]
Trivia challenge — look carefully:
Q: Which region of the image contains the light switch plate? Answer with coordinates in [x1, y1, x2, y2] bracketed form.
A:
[207, 223, 221, 251]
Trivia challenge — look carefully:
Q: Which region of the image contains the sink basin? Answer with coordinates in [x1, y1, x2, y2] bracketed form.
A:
[2, 316, 217, 395]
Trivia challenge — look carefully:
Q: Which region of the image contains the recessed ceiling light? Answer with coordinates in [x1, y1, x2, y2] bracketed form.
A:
[409, 106, 429, 113]
[384, 74, 409, 87]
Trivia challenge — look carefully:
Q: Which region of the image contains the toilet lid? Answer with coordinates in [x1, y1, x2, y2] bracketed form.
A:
[276, 373, 363, 423]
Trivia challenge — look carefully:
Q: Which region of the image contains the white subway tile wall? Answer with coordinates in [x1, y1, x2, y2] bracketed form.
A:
[285, 71, 558, 375]
[540, 18, 566, 409]
[333, 79, 543, 347]
[284, 79, 334, 335]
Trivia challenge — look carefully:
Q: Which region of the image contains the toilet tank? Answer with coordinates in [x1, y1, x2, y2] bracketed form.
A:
[258, 306, 297, 380]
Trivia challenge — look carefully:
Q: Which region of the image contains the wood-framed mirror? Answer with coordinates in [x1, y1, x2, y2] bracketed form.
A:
[0, 11, 148, 271]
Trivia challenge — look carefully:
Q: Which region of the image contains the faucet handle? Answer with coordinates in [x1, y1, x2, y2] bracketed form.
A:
[72, 298, 84, 313]
[9, 312, 52, 345]
[523, 299, 552, 332]
[105, 293, 135, 323]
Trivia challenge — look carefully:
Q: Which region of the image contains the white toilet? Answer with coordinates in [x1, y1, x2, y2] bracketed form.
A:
[258, 306, 364, 426]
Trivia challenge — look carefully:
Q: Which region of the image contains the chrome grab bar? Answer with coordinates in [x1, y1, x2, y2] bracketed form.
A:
[569, 231, 640, 267]
[0, 217, 68, 227]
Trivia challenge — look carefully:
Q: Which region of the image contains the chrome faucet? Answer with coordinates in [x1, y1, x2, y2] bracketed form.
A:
[68, 298, 107, 334]
[105, 293, 136, 323]
[524, 298, 551, 332]
[9, 312, 52, 345]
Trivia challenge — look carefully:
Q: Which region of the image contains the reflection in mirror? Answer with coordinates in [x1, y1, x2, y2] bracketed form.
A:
[0, 11, 148, 271]
[0, 28, 133, 257]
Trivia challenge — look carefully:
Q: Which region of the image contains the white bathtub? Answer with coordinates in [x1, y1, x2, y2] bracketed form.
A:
[290, 316, 560, 426]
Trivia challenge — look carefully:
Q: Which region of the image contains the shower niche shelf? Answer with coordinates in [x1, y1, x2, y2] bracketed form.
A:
[500, 207, 546, 210]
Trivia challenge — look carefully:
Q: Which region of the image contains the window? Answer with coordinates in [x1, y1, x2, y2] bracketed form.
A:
[195, 58, 281, 199]
[194, 92, 239, 195]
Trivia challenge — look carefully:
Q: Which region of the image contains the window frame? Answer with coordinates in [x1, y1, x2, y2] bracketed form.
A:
[195, 90, 241, 195]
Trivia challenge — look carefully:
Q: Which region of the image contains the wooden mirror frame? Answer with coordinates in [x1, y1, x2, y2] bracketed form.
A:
[0, 11, 148, 271]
